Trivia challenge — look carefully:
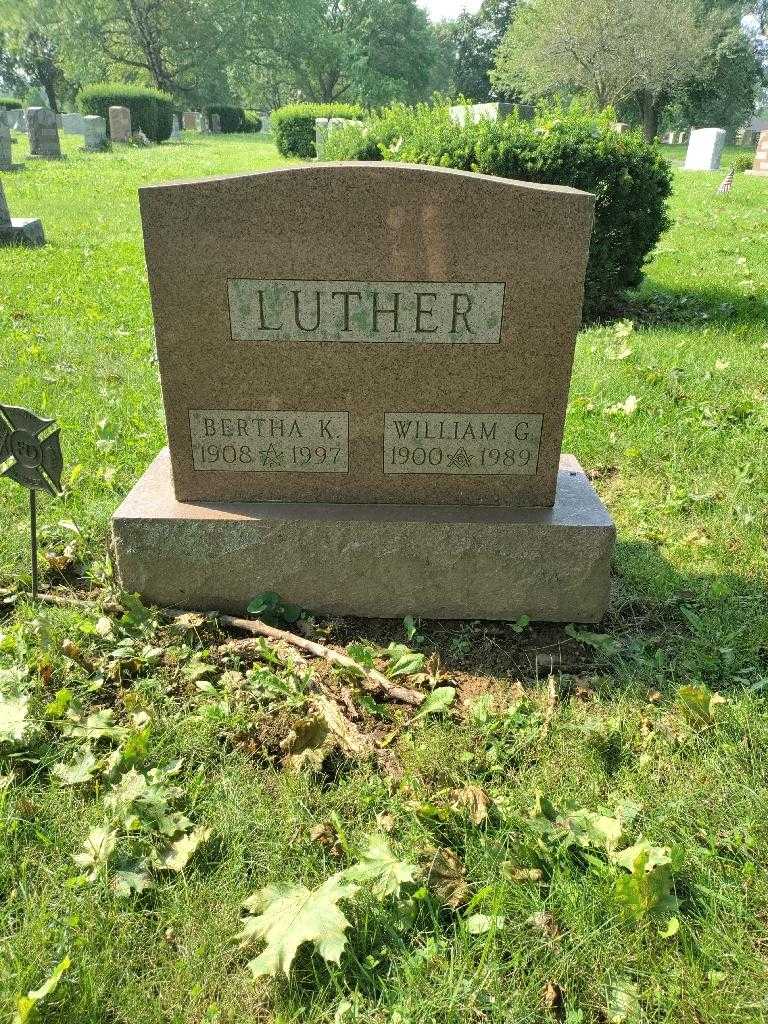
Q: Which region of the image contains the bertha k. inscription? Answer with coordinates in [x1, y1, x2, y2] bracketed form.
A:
[228, 279, 505, 344]
[190, 410, 349, 472]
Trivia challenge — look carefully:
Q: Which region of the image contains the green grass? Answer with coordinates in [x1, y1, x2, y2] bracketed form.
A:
[1, 132, 768, 1024]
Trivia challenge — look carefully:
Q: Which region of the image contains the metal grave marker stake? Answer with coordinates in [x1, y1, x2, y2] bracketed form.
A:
[0, 405, 63, 599]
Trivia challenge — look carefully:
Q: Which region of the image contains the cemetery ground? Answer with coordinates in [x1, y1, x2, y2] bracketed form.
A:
[1, 130, 767, 1023]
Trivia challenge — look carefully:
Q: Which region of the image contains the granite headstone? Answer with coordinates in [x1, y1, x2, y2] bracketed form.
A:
[0, 180, 45, 246]
[82, 115, 107, 152]
[112, 163, 615, 620]
[27, 107, 62, 158]
[684, 128, 726, 170]
[109, 105, 132, 142]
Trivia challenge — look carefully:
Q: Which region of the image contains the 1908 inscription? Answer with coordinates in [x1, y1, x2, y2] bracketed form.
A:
[228, 280, 505, 344]
[190, 410, 348, 472]
[384, 413, 542, 475]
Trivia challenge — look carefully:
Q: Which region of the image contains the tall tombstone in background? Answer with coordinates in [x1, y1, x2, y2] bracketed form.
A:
[210, 113, 222, 133]
[61, 112, 86, 134]
[109, 105, 132, 142]
[82, 115, 107, 152]
[170, 116, 181, 140]
[182, 111, 197, 130]
[112, 164, 615, 621]
[449, 102, 514, 126]
[0, 122, 12, 170]
[27, 107, 62, 158]
[0, 180, 45, 246]
[746, 131, 768, 176]
[7, 109, 26, 132]
[684, 128, 726, 170]
[315, 117, 363, 159]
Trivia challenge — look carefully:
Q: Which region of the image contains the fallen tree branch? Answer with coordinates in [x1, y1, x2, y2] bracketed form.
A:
[165, 609, 425, 707]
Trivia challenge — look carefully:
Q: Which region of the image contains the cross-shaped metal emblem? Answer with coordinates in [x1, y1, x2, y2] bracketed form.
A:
[0, 404, 64, 599]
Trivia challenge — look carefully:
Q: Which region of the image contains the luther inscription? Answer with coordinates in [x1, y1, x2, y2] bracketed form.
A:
[228, 280, 505, 344]
[189, 410, 349, 472]
[384, 413, 542, 475]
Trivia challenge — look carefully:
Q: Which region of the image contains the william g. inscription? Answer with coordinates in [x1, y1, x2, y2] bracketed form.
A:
[228, 280, 505, 344]
[190, 410, 349, 472]
[384, 413, 542, 475]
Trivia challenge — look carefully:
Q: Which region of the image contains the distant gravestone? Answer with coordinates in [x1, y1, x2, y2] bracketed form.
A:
[82, 115, 107, 152]
[170, 115, 181, 140]
[315, 117, 363, 159]
[109, 105, 132, 142]
[260, 113, 271, 134]
[0, 180, 45, 246]
[449, 102, 514, 126]
[112, 164, 615, 621]
[684, 128, 726, 170]
[210, 113, 222, 133]
[0, 122, 12, 170]
[746, 131, 768, 176]
[27, 107, 62, 159]
[182, 111, 197, 130]
[61, 112, 86, 134]
[5, 108, 24, 130]
[676, 131, 688, 145]
[613, 123, 629, 134]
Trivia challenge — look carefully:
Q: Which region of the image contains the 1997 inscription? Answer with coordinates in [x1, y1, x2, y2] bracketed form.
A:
[190, 410, 349, 472]
[228, 279, 505, 344]
[383, 413, 542, 475]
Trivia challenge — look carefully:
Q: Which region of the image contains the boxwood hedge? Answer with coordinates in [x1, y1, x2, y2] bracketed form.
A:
[272, 102, 364, 158]
[77, 84, 175, 143]
[329, 104, 673, 319]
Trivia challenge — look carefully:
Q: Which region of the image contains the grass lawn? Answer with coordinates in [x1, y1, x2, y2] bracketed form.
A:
[1, 130, 767, 1024]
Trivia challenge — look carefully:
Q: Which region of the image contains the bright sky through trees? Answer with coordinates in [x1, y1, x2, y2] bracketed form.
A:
[419, 0, 483, 20]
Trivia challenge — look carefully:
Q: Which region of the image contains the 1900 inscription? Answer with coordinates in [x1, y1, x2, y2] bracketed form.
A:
[384, 413, 542, 475]
[228, 279, 505, 344]
[190, 410, 348, 472]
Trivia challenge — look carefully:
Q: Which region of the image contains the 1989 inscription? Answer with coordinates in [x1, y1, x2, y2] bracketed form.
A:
[228, 279, 505, 344]
[383, 413, 542, 475]
[190, 410, 349, 472]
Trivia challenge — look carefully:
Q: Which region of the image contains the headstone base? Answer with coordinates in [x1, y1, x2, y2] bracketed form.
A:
[112, 450, 614, 622]
[0, 217, 45, 246]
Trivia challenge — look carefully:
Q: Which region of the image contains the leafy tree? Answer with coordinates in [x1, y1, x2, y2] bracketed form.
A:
[445, 0, 518, 101]
[239, 0, 439, 106]
[491, 0, 711, 139]
[0, 0, 70, 110]
[672, 6, 762, 131]
[56, 0, 257, 98]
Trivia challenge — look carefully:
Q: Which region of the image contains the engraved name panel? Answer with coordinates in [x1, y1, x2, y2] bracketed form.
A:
[190, 410, 349, 472]
[384, 413, 542, 475]
[228, 279, 505, 344]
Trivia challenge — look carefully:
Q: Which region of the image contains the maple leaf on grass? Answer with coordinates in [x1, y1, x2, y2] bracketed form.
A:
[344, 834, 418, 899]
[154, 826, 212, 872]
[239, 872, 359, 977]
[0, 694, 31, 745]
[73, 827, 118, 879]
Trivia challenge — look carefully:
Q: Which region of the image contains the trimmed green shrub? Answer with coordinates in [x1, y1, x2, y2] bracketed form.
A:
[356, 103, 672, 318]
[324, 122, 382, 161]
[243, 110, 263, 133]
[77, 84, 175, 143]
[732, 152, 754, 173]
[272, 102, 364, 158]
[205, 103, 247, 133]
[0, 96, 23, 110]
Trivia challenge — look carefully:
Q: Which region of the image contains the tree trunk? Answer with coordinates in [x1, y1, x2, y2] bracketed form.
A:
[38, 66, 59, 113]
[638, 89, 664, 143]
